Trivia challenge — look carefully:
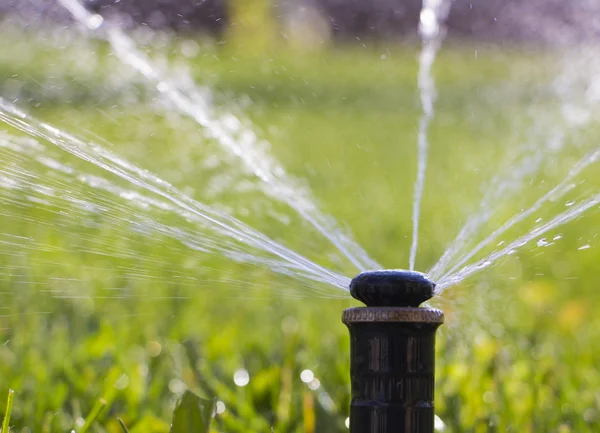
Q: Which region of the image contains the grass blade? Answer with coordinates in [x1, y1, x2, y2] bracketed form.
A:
[1, 389, 14, 433]
[169, 390, 215, 433]
[78, 398, 107, 433]
[117, 418, 130, 433]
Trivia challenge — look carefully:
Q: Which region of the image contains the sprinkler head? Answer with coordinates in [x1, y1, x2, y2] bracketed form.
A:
[349, 269, 435, 307]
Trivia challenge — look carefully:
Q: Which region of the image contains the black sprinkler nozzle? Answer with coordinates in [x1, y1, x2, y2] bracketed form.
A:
[343, 270, 444, 433]
[349, 269, 435, 307]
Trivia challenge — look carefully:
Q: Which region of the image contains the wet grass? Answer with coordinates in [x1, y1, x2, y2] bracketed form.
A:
[0, 29, 599, 432]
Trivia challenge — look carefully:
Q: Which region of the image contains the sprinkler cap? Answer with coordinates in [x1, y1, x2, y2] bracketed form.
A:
[349, 270, 435, 307]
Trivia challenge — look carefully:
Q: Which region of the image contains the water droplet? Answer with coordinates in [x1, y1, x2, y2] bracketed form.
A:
[181, 40, 200, 58]
[584, 408, 597, 422]
[234, 368, 250, 387]
[537, 238, 551, 247]
[483, 391, 495, 403]
[308, 378, 321, 390]
[168, 379, 186, 394]
[434, 415, 446, 431]
[300, 369, 314, 383]
[87, 14, 104, 30]
[578, 245, 591, 250]
[345, 417, 350, 428]
[146, 341, 162, 357]
[216, 401, 226, 414]
[114, 374, 129, 390]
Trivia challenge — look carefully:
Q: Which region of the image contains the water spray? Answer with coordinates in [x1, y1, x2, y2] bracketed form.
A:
[343, 270, 443, 433]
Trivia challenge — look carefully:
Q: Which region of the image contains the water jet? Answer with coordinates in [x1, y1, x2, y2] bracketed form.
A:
[344, 270, 444, 433]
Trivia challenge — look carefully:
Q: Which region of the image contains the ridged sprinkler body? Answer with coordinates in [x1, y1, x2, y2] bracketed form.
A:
[343, 270, 443, 433]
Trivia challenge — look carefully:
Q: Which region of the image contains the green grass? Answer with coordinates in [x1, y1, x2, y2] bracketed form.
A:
[0, 28, 599, 432]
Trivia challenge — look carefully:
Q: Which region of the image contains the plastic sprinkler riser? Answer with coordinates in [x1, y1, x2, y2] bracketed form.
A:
[343, 270, 444, 433]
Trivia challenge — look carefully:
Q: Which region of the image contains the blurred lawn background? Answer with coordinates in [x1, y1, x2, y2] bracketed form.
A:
[1, 1, 600, 432]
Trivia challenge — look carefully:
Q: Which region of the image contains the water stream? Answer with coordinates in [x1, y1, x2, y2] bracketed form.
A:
[0, 99, 350, 292]
[437, 190, 600, 291]
[435, 148, 600, 285]
[429, 47, 600, 284]
[409, 0, 452, 270]
[0, 1, 599, 301]
[59, 0, 380, 273]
